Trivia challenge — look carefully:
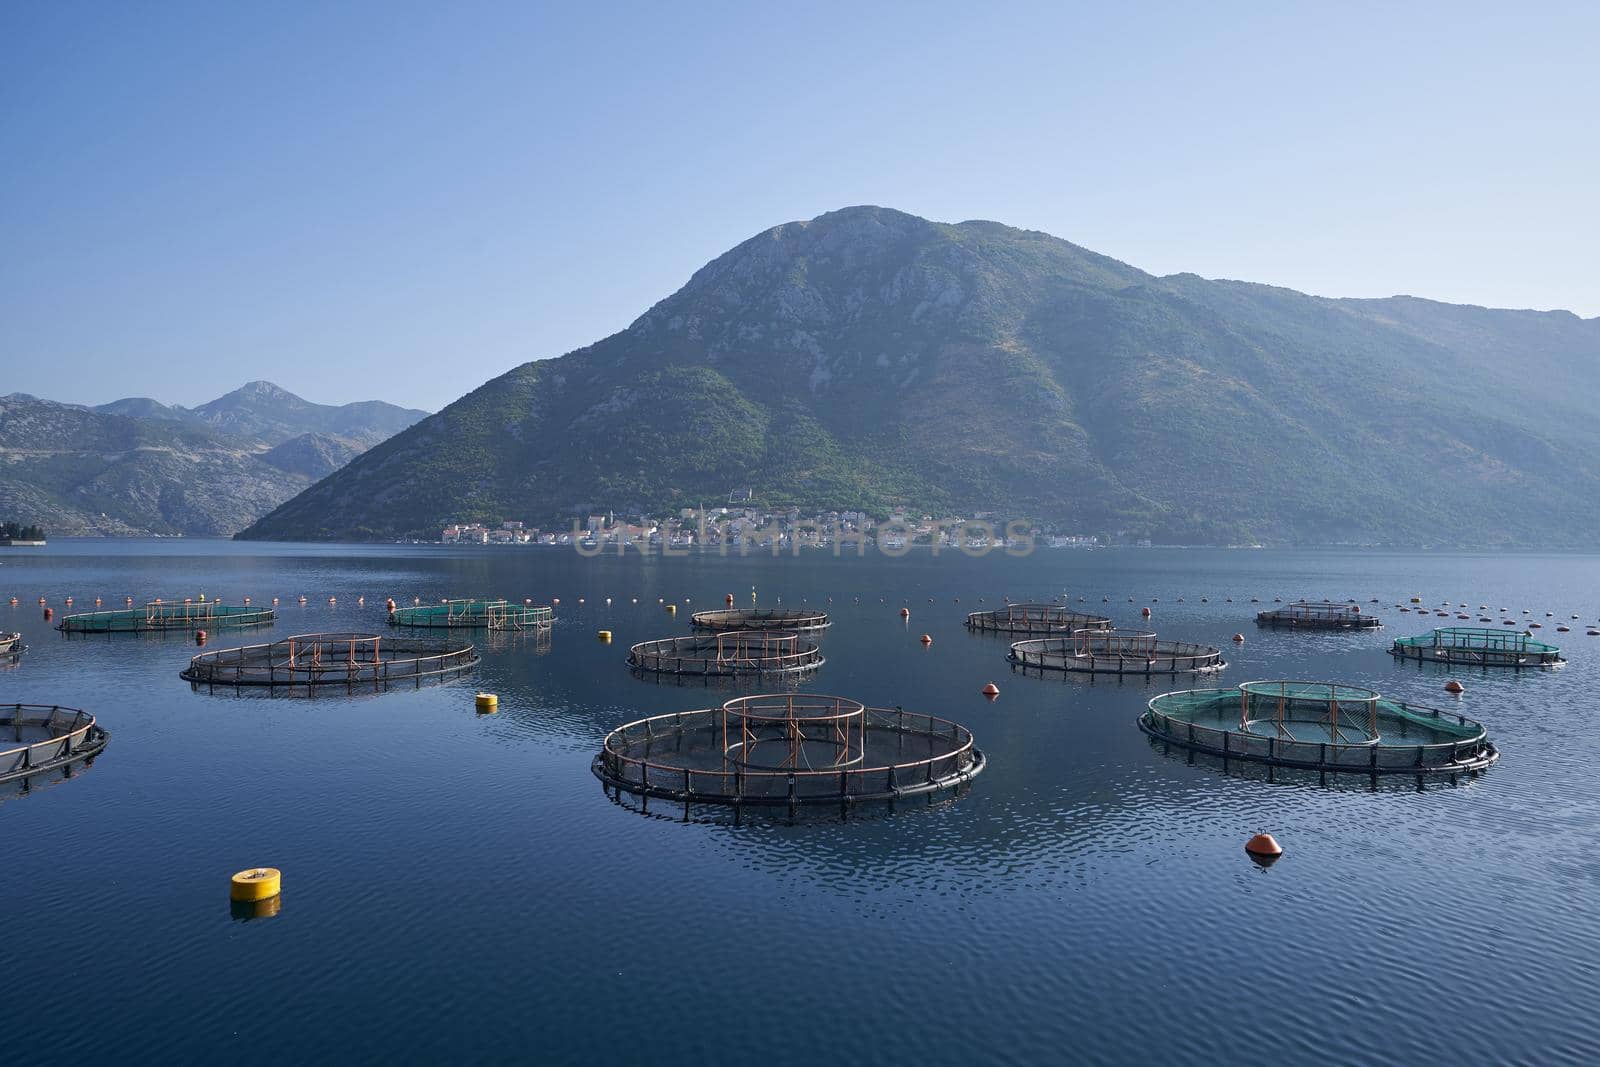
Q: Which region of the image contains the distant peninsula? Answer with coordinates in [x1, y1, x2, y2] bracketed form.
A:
[0, 382, 427, 536]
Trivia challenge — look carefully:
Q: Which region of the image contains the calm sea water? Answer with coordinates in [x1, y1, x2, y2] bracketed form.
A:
[3, 540, 1598, 1065]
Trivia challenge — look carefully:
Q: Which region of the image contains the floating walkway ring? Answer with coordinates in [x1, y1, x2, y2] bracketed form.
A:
[180, 632, 479, 691]
[388, 599, 552, 630]
[627, 631, 824, 677]
[1140, 680, 1498, 776]
[0, 704, 110, 785]
[965, 603, 1112, 635]
[1255, 601, 1383, 630]
[1008, 629, 1226, 674]
[58, 601, 276, 634]
[594, 697, 984, 810]
[688, 608, 830, 633]
[1390, 627, 1564, 668]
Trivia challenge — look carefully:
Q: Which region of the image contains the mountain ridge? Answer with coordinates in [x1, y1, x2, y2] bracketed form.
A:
[1, 382, 428, 535]
[237, 206, 1600, 546]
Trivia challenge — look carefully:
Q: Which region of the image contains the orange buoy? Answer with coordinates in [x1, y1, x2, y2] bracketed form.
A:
[1444, 680, 1465, 695]
[43, 607, 53, 620]
[725, 593, 735, 605]
[386, 598, 396, 612]
[899, 607, 910, 618]
[981, 682, 1000, 698]
[1232, 633, 1245, 643]
[195, 630, 207, 645]
[243, 597, 251, 605]
[920, 634, 932, 645]
[37, 597, 45, 605]
[1245, 833, 1282, 857]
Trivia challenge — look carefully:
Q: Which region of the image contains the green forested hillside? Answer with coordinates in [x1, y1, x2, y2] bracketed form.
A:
[238, 207, 1600, 545]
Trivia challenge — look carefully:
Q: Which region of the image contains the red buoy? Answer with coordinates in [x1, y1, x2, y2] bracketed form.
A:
[1141, 606, 1152, 618]
[981, 682, 1000, 698]
[920, 634, 932, 645]
[1232, 633, 1245, 643]
[899, 607, 910, 618]
[726, 593, 735, 605]
[1444, 680, 1465, 695]
[195, 630, 207, 645]
[1245, 833, 1282, 857]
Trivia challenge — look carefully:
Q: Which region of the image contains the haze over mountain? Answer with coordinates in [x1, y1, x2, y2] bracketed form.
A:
[238, 207, 1600, 546]
[1, 384, 426, 535]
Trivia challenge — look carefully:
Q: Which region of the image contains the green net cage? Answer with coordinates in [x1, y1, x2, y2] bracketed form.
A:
[389, 598, 552, 631]
[58, 601, 275, 634]
[1141, 680, 1497, 776]
[1390, 627, 1564, 668]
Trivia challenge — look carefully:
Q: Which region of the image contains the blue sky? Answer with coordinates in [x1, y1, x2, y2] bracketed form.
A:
[3, 1, 1594, 412]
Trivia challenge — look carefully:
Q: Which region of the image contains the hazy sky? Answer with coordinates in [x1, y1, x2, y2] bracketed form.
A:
[3, 2, 1595, 412]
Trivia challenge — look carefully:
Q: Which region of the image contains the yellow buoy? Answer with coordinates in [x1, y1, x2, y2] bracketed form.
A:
[597, 630, 612, 641]
[666, 604, 677, 614]
[475, 692, 499, 713]
[230, 867, 282, 902]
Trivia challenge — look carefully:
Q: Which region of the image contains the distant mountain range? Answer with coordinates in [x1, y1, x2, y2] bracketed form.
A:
[238, 207, 1600, 547]
[0, 382, 426, 535]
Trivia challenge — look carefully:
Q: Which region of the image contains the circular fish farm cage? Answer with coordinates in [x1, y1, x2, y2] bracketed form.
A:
[1008, 628, 1225, 675]
[58, 600, 275, 634]
[593, 693, 985, 817]
[1390, 627, 1564, 668]
[965, 603, 1112, 635]
[388, 598, 552, 631]
[1140, 681, 1497, 777]
[180, 632, 479, 692]
[1, 704, 110, 785]
[628, 631, 824, 678]
[688, 607, 830, 633]
[1255, 601, 1381, 630]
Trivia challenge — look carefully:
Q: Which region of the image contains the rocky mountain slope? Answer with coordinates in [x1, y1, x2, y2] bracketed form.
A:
[238, 207, 1600, 546]
[0, 385, 426, 535]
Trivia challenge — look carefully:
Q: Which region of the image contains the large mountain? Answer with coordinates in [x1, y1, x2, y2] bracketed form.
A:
[1, 384, 426, 535]
[238, 207, 1600, 546]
